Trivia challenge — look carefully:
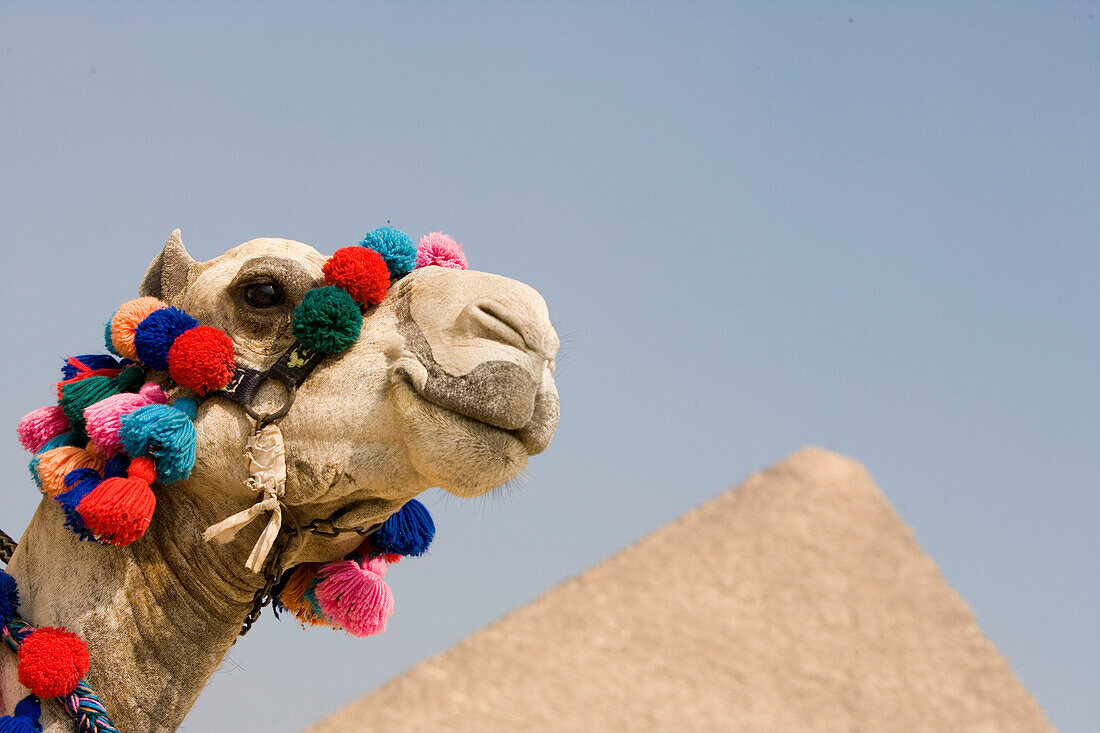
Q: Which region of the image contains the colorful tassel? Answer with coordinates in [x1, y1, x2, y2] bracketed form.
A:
[374, 499, 435, 556]
[313, 555, 394, 636]
[16, 406, 70, 453]
[119, 399, 198, 484]
[55, 469, 102, 539]
[75, 456, 157, 546]
[58, 365, 145, 428]
[60, 354, 122, 381]
[133, 306, 199, 370]
[166, 326, 235, 395]
[83, 382, 167, 457]
[323, 247, 390, 307]
[34, 444, 105, 499]
[416, 232, 467, 270]
[360, 226, 417, 279]
[0, 697, 41, 733]
[0, 569, 19, 625]
[109, 297, 167, 361]
[292, 286, 362, 354]
[277, 563, 331, 627]
[16, 627, 89, 699]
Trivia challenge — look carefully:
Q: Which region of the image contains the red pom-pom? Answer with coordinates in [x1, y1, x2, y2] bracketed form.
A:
[76, 457, 157, 546]
[17, 627, 89, 698]
[167, 326, 235, 395]
[323, 247, 390, 306]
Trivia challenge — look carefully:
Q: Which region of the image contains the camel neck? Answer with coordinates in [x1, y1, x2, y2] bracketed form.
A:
[1, 487, 268, 732]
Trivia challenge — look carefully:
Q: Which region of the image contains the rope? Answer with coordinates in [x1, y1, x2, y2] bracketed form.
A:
[0, 528, 15, 564]
[3, 619, 120, 733]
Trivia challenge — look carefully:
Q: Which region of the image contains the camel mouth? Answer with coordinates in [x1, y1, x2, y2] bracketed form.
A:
[392, 366, 557, 457]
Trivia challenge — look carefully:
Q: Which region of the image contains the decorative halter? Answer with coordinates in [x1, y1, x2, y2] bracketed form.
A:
[2, 228, 468, 733]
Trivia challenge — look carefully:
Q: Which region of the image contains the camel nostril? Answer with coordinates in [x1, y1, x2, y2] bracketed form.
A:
[465, 300, 536, 353]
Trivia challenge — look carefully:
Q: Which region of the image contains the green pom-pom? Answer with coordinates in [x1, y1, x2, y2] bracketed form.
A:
[292, 286, 362, 353]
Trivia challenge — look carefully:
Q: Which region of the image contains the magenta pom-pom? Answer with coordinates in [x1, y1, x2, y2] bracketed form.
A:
[416, 232, 467, 270]
[313, 556, 394, 637]
[84, 383, 166, 458]
[17, 406, 70, 453]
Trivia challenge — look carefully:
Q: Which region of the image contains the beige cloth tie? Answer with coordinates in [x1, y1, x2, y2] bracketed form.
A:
[203, 423, 287, 573]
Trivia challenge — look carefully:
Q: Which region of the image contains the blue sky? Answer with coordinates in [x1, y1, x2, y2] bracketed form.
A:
[1, 2, 1096, 730]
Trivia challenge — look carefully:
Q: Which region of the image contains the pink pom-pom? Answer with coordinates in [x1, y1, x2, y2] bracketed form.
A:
[416, 232, 467, 270]
[84, 383, 167, 458]
[17, 406, 71, 453]
[313, 556, 394, 637]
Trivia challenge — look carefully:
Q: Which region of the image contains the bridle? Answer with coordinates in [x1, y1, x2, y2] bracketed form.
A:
[212, 339, 382, 637]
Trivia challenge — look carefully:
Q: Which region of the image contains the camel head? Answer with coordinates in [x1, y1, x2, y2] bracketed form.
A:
[141, 230, 559, 562]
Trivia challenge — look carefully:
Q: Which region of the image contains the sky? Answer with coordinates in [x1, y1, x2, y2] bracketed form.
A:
[0, 2, 1096, 731]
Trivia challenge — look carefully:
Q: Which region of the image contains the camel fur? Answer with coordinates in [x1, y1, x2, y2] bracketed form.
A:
[0, 231, 560, 731]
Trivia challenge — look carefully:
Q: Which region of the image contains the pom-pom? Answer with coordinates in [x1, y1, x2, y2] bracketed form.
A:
[277, 563, 331, 626]
[374, 499, 435, 556]
[35, 445, 105, 499]
[314, 556, 394, 636]
[133, 307, 199, 370]
[119, 400, 197, 484]
[0, 696, 41, 733]
[58, 365, 145, 429]
[359, 226, 417, 279]
[76, 457, 157, 546]
[17, 406, 70, 453]
[167, 326, 235, 395]
[0, 570, 19, 625]
[416, 232, 467, 270]
[110, 297, 167, 361]
[83, 383, 167, 458]
[292, 286, 362, 354]
[323, 247, 390, 306]
[17, 627, 89, 699]
[28, 432, 81, 488]
[105, 317, 119, 356]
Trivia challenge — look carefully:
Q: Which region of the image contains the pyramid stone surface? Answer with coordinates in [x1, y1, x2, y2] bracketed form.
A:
[308, 447, 1053, 732]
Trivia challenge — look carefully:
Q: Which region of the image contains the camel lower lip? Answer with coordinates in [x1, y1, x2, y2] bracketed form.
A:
[395, 376, 538, 454]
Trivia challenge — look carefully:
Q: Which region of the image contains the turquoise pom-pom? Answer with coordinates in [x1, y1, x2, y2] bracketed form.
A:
[292, 286, 362, 354]
[359, 226, 417, 279]
[119, 399, 198, 484]
[374, 499, 435, 556]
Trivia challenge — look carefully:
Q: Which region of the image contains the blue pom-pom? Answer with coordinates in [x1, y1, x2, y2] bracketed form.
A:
[133, 307, 199, 370]
[374, 499, 435, 556]
[56, 468, 101, 540]
[0, 570, 20, 625]
[119, 400, 197, 484]
[61, 354, 122, 380]
[359, 226, 417, 279]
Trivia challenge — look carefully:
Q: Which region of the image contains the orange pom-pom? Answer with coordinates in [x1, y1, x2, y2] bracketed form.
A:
[167, 326, 235, 395]
[323, 247, 390, 306]
[110, 297, 167, 361]
[17, 627, 89, 698]
[35, 444, 105, 499]
[278, 563, 329, 626]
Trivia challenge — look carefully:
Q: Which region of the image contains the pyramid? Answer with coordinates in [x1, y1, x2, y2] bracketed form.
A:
[308, 447, 1054, 732]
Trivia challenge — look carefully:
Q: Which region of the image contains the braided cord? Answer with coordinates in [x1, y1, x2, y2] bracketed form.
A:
[3, 618, 120, 733]
[0, 528, 15, 564]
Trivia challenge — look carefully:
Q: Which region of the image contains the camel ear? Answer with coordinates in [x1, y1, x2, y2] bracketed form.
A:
[140, 229, 196, 304]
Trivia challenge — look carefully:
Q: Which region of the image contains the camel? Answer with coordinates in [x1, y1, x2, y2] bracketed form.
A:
[0, 231, 560, 731]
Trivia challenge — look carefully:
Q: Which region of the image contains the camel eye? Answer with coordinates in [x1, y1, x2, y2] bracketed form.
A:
[243, 282, 285, 309]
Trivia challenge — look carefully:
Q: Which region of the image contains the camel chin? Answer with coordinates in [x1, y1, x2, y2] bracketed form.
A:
[392, 379, 531, 497]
